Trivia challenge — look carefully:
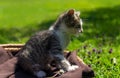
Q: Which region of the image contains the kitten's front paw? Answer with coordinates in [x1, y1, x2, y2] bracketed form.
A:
[68, 65, 79, 71]
[35, 71, 46, 78]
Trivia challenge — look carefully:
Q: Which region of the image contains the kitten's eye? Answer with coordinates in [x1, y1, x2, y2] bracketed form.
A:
[71, 19, 77, 26]
[71, 22, 75, 26]
[74, 24, 81, 28]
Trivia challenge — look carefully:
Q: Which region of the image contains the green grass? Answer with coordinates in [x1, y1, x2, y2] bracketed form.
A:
[0, 0, 120, 77]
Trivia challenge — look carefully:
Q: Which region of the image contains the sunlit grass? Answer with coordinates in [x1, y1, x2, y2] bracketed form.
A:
[0, 0, 120, 28]
[0, 0, 120, 77]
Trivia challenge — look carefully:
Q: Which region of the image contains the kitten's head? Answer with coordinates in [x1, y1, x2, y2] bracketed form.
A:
[62, 9, 83, 34]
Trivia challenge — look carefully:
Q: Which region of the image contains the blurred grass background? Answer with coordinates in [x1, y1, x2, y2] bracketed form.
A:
[0, 0, 120, 77]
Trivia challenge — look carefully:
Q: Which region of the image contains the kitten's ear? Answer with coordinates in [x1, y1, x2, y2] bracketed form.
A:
[67, 9, 75, 16]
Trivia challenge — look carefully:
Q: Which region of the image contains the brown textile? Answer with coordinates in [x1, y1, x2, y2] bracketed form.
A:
[0, 46, 94, 78]
[0, 47, 13, 64]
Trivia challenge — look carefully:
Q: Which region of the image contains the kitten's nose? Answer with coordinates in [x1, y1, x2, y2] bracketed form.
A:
[77, 24, 83, 33]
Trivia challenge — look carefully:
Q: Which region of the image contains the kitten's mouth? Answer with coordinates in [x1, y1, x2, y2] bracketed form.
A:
[78, 28, 83, 33]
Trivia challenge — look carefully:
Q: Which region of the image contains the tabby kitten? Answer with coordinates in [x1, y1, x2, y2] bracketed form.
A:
[17, 9, 83, 78]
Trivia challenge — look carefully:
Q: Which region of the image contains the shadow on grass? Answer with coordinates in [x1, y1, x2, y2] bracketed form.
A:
[83, 5, 120, 36]
[0, 5, 120, 45]
[0, 20, 55, 43]
[78, 5, 120, 46]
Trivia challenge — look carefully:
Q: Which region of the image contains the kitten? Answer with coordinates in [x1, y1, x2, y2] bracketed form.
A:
[16, 9, 83, 78]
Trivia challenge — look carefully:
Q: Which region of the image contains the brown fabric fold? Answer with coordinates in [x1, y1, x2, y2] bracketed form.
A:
[0, 46, 94, 78]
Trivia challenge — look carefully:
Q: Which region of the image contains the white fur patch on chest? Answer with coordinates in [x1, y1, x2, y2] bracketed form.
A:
[56, 30, 69, 49]
[49, 23, 70, 49]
